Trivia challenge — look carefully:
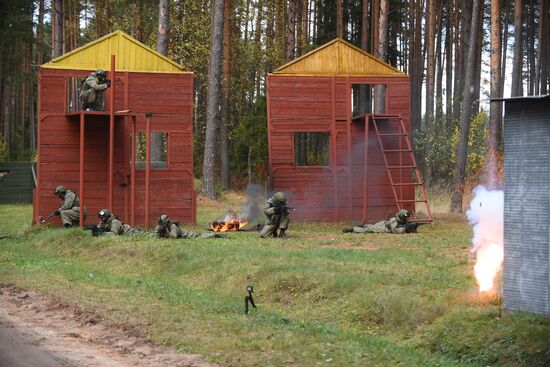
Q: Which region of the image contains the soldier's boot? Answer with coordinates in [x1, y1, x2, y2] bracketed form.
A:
[342, 227, 354, 233]
[64, 223, 72, 228]
[278, 228, 287, 238]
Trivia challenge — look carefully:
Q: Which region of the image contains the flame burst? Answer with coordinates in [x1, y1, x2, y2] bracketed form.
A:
[466, 186, 504, 293]
[211, 215, 248, 232]
[473, 243, 503, 292]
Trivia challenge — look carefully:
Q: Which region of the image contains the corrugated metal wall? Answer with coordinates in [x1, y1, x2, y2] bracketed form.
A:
[0, 162, 34, 204]
[503, 98, 550, 316]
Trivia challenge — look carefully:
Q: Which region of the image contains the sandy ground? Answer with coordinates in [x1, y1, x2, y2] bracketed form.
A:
[0, 284, 218, 367]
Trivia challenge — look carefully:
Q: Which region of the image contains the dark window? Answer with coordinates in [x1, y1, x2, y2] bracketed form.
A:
[66, 77, 84, 112]
[294, 132, 329, 166]
[350, 84, 386, 116]
[135, 132, 168, 169]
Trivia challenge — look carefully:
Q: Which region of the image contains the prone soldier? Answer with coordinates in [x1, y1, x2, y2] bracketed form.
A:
[343, 209, 420, 234]
[96, 209, 141, 236]
[155, 215, 226, 239]
[260, 192, 293, 238]
[79, 69, 111, 111]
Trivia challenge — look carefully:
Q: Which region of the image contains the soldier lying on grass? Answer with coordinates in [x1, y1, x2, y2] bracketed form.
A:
[95, 209, 141, 236]
[343, 209, 421, 234]
[155, 215, 226, 239]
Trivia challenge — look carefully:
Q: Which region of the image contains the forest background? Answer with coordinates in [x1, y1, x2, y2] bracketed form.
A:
[1, 0, 549, 212]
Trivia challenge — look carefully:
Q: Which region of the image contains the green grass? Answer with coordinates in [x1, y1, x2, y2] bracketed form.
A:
[0, 201, 548, 366]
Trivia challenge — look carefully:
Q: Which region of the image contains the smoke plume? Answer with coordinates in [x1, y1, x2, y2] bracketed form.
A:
[466, 185, 504, 293]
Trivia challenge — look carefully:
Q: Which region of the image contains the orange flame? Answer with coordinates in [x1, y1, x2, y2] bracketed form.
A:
[211, 218, 249, 232]
[473, 242, 503, 292]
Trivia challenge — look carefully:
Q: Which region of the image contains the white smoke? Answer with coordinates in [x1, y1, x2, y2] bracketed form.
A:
[465, 185, 504, 292]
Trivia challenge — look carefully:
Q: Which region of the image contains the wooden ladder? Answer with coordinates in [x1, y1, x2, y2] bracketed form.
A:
[370, 115, 433, 223]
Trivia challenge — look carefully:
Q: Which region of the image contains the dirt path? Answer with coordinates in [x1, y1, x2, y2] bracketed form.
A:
[0, 284, 218, 367]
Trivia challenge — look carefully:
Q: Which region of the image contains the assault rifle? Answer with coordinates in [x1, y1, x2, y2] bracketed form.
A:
[84, 224, 105, 237]
[40, 210, 59, 224]
[274, 204, 295, 214]
[403, 222, 429, 233]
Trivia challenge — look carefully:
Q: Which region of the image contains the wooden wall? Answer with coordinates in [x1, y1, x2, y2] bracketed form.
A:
[267, 75, 411, 222]
[35, 68, 194, 226]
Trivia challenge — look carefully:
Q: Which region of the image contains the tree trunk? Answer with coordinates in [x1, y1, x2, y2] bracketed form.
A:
[511, 0, 523, 96]
[527, 0, 535, 95]
[287, 0, 297, 60]
[220, 0, 232, 190]
[487, 0, 502, 190]
[450, 0, 481, 213]
[425, 0, 436, 127]
[374, 0, 388, 114]
[157, 0, 170, 56]
[337, 0, 344, 38]
[202, 0, 225, 199]
[501, 0, 509, 96]
[535, 0, 550, 95]
[53, 0, 64, 58]
[435, 0, 444, 123]
[445, 0, 453, 128]
[359, 0, 370, 115]
[372, 0, 380, 56]
[37, 0, 45, 65]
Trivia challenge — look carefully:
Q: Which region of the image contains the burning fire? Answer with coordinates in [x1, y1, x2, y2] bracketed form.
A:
[466, 186, 504, 293]
[211, 214, 249, 232]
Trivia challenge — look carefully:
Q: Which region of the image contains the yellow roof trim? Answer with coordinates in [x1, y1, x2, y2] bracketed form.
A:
[272, 38, 407, 77]
[43, 30, 188, 73]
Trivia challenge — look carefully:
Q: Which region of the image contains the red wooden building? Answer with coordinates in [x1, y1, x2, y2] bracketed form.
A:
[267, 39, 431, 223]
[34, 31, 195, 227]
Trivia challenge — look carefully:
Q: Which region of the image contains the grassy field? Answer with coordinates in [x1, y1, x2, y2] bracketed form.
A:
[0, 197, 549, 367]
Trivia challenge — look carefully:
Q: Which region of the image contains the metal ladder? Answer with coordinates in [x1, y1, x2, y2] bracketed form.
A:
[371, 115, 433, 223]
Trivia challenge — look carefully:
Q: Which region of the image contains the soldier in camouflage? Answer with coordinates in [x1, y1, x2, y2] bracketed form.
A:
[97, 209, 141, 235]
[343, 209, 411, 234]
[260, 192, 291, 238]
[53, 185, 86, 227]
[155, 215, 226, 239]
[79, 69, 111, 111]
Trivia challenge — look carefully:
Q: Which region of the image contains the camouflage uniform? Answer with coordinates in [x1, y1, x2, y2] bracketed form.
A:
[54, 186, 87, 227]
[260, 192, 291, 238]
[97, 210, 141, 236]
[349, 209, 410, 234]
[155, 215, 221, 239]
[79, 70, 110, 111]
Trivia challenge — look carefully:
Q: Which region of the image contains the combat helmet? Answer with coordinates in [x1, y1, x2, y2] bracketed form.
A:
[94, 69, 107, 78]
[97, 209, 112, 221]
[53, 185, 67, 195]
[396, 209, 410, 219]
[272, 191, 287, 204]
[158, 214, 170, 225]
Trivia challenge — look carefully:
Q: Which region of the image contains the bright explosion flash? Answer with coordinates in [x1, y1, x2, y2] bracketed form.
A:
[466, 186, 504, 293]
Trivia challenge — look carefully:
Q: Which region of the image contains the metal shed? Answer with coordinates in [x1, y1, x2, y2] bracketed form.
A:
[501, 94, 550, 316]
[267, 39, 431, 223]
[34, 31, 195, 227]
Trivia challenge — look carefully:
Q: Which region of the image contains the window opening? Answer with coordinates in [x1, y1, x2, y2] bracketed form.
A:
[350, 84, 386, 117]
[294, 132, 329, 166]
[135, 132, 168, 169]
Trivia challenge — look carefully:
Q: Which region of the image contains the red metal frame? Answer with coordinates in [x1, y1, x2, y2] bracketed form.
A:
[79, 113, 85, 227]
[145, 112, 152, 228]
[109, 55, 116, 211]
[131, 115, 136, 226]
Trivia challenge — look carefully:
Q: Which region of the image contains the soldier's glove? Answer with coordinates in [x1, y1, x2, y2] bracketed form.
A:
[54, 210, 60, 216]
[105, 79, 111, 87]
[273, 206, 282, 215]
